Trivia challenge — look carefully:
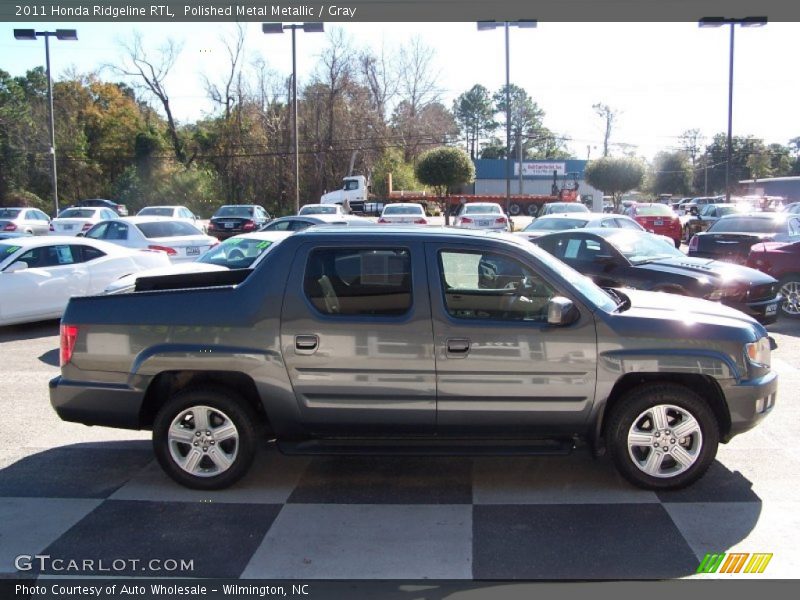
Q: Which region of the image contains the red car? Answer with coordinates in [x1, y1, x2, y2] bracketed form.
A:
[626, 203, 682, 247]
[747, 240, 800, 318]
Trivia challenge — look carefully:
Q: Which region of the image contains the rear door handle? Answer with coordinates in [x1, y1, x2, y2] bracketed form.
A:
[446, 338, 470, 357]
[295, 334, 319, 354]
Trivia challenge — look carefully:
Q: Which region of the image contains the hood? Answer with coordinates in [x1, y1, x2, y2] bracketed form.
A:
[633, 256, 776, 286]
[104, 262, 227, 294]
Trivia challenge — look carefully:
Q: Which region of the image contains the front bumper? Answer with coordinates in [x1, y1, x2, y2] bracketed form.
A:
[720, 369, 777, 441]
[49, 376, 146, 430]
[728, 294, 781, 325]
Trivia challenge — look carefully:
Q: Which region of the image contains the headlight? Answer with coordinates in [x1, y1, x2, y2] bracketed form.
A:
[745, 337, 771, 368]
[705, 287, 743, 302]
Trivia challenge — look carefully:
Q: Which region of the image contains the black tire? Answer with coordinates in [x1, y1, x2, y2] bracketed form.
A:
[778, 275, 800, 319]
[673, 237, 681, 249]
[526, 203, 539, 217]
[153, 386, 259, 490]
[605, 383, 719, 490]
[508, 202, 522, 216]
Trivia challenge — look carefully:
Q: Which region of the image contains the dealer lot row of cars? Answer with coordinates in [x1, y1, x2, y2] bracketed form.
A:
[0, 199, 799, 326]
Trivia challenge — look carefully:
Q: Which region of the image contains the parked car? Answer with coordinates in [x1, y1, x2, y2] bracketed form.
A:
[0, 207, 51, 235]
[671, 198, 693, 213]
[747, 240, 800, 319]
[688, 212, 800, 265]
[0, 232, 33, 240]
[682, 203, 748, 242]
[533, 228, 781, 324]
[76, 198, 128, 216]
[51, 227, 777, 490]
[452, 202, 509, 232]
[538, 202, 590, 217]
[207, 205, 271, 240]
[261, 215, 375, 232]
[50, 207, 119, 236]
[377, 203, 428, 225]
[104, 231, 293, 294]
[0, 236, 170, 326]
[683, 196, 727, 216]
[516, 213, 646, 241]
[298, 204, 345, 217]
[625, 203, 682, 248]
[83, 217, 219, 263]
[782, 202, 800, 215]
[136, 206, 202, 229]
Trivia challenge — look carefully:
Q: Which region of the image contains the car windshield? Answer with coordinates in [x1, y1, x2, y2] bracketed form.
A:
[215, 206, 254, 218]
[198, 237, 277, 267]
[707, 216, 785, 234]
[547, 203, 588, 213]
[465, 204, 501, 214]
[58, 208, 95, 218]
[136, 221, 202, 238]
[383, 205, 423, 215]
[636, 205, 673, 216]
[300, 205, 337, 215]
[605, 231, 684, 264]
[138, 207, 175, 217]
[525, 217, 587, 231]
[0, 209, 21, 219]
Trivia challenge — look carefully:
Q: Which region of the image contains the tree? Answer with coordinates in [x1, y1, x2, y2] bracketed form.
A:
[593, 103, 619, 157]
[585, 156, 645, 212]
[649, 151, 692, 196]
[415, 146, 475, 225]
[453, 84, 496, 159]
[494, 84, 545, 161]
[679, 128, 703, 169]
[701, 134, 772, 194]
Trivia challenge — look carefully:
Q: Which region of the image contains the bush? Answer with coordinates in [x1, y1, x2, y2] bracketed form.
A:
[415, 146, 475, 196]
[1, 190, 51, 214]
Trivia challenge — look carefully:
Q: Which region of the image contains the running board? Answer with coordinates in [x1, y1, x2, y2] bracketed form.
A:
[278, 438, 575, 456]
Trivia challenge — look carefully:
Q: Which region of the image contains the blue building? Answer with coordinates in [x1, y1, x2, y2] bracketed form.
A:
[739, 176, 800, 202]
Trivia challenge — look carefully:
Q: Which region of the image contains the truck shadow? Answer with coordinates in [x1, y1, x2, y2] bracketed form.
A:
[0, 319, 60, 342]
[0, 443, 763, 580]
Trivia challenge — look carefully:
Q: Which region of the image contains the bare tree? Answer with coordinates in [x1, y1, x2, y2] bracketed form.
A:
[110, 32, 186, 164]
[679, 128, 703, 168]
[359, 44, 397, 124]
[593, 102, 619, 158]
[202, 23, 246, 120]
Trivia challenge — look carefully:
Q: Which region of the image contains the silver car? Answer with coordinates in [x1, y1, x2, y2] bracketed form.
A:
[0, 207, 51, 236]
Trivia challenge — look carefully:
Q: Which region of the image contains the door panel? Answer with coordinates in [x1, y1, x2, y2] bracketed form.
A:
[280, 241, 436, 435]
[426, 243, 597, 437]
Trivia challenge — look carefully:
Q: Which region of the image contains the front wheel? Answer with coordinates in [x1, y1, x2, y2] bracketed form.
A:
[778, 275, 800, 318]
[153, 387, 258, 489]
[605, 383, 718, 490]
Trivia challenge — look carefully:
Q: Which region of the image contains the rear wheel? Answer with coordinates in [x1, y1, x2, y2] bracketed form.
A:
[508, 202, 522, 216]
[778, 275, 800, 318]
[153, 387, 258, 489]
[526, 204, 539, 217]
[605, 383, 719, 490]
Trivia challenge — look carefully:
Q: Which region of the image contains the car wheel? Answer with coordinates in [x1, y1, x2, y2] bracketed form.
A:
[605, 383, 718, 490]
[673, 237, 681, 249]
[508, 202, 521, 216]
[526, 204, 539, 217]
[778, 275, 800, 318]
[152, 387, 258, 490]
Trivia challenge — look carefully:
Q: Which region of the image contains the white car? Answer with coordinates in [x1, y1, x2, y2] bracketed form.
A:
[50, 207, 119, 236]
[377, 203, 428, 225]
[0, 236, 171, 326]
[0, 207, 51, 236]
[452, 202, 509, 232]
[136, 205, 202, 229]
[298, 204, 345, 217]
[83, 217, 219, 263]
[104, 231, 293, 294]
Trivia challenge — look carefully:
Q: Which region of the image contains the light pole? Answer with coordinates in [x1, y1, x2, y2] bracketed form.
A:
[477, 20, 537, 216]
[699, 16, 766, 203]
[14, 28, 77, 216]
[263, 22, 324, 215]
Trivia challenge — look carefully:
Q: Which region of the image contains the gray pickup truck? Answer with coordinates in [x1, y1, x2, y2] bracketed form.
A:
[50, 227, 777, 490]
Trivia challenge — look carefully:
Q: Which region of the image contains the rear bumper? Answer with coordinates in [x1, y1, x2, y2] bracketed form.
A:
[49, 376, 145, 430]
[720, 370, 777, 441]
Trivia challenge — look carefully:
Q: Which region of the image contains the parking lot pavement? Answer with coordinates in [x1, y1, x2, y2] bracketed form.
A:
[0, 319, 798, 579]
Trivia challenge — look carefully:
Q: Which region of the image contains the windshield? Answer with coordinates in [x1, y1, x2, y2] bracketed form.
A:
[138, 207, 175, 217]
[545, 203, 588, 214]
[465, 204, 501, 214]
[214, 206, 254, 218]
[136, 221, 203, 238]
[707, 216, 785, 234]
[636, 204, 673, 216]
[605, 231, 684, 263]
[383, 205, 423, 215]
[300, 205, 337, 215]
[525, 217, 587, 231]
[58, 208, 96, 219]
[198, 237, 277, 268]
[0, 209, 21, 219]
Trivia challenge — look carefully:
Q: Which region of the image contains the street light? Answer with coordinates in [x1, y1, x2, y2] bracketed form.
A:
[14, 29, 77, 216]
[477, 20, 537, 217]
[263, 22, 324, 214]
[699, 16, 767, 203]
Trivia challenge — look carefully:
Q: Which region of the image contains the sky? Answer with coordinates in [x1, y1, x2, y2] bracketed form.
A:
[1, 21, 798, 161]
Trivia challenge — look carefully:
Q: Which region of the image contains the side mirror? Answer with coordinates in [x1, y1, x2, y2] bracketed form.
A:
[547, 296, 576, 326]
[5, 261, 28, 273]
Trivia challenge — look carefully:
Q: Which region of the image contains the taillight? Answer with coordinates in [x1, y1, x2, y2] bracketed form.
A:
[414, 218, 428, 225]
[377, 217, 389, 224]
[242, 220, 256, 231]
[3, 223, 16, 231]
[60, 324, 78, 366]
[688, 236, 699, 251]
[496, 217, 507, 224]
[207, 222, 216, 230]
[461, 217, 473, 224]
[81, 223, 93, 231]
[147, 245, 178, 256]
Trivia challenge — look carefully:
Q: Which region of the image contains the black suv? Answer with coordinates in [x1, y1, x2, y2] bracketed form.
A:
[76, 198, 128, 216]
[207, 205, 271, 240]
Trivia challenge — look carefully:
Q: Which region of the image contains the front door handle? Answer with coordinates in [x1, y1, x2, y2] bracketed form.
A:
[295, 334, 319, 354]
[446, 338, 470, 357]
